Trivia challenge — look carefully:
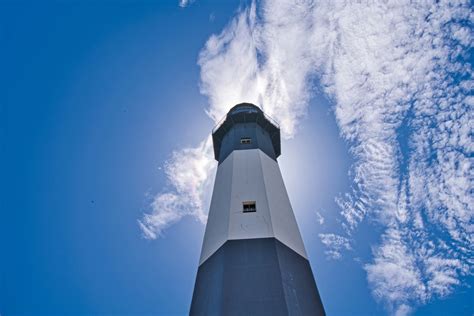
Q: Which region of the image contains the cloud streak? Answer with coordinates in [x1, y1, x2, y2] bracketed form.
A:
[198, 1, 315, 138]
[178, 0, 195, 8]
[319, 233, 351, 260]
[140, 0, 472, 313]
[138, 137, 214, 239]
[314, 1, 472, 313]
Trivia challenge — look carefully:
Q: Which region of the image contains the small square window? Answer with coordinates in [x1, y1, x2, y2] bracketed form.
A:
[242, 201, 256, 213]
[240, 137, 252, 144]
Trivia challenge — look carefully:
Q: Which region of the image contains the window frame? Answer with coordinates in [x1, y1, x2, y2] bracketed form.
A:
[240, 137, 252, 144]
[242, 201, 257, 213]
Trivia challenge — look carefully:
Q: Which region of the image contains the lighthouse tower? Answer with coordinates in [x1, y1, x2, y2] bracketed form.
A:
[190, 103, 325, 315]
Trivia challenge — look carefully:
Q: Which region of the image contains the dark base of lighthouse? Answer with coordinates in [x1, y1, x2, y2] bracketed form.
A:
[190, 238, 325, 316]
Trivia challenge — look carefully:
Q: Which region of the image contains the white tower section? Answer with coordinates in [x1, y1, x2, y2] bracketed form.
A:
[200, 148, 307, 264]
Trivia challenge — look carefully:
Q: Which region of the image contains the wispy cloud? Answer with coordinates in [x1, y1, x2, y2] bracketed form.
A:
[140, 0, 472, 313]
[315, 210, 325, 225]
[312, 1, 473, 313]
[319, 233, 351, 260]
[178, 0, 195, 8]
[198, 1, 314, 138]
[138, 137, 215, 239]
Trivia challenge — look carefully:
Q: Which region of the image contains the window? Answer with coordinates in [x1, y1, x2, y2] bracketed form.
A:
[240, 137, 252, 144]
[242, 201, 256, 213]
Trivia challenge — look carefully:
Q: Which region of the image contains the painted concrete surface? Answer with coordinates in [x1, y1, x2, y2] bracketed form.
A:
[191, 238, 325, 316]
[199, 149, 307, 264]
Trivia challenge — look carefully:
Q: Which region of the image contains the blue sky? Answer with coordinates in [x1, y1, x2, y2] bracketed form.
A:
[1, 1, 473, 315]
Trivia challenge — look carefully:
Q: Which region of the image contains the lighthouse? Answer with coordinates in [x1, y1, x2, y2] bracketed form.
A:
[190, 103, 325, 315]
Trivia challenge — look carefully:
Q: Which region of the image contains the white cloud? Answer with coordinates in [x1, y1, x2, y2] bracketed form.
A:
[198, 1, 315, 138]
[138, 137, 215, 238]
[319, 233, 351, 260]
[315, 210, 325, 225]
[178, 0, 194, 8]
[313, 1, 472, 312]
[141, 0, 472, 313]
[365, 227, 427, 313]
